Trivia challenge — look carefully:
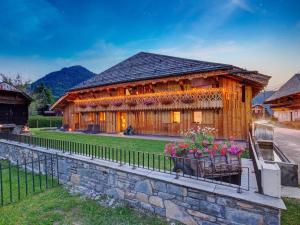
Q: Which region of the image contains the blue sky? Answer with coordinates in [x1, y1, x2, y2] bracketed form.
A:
[0, 0, 299, 89]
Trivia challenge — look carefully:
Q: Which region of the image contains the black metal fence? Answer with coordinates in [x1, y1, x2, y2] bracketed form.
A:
[0, 155, 59, 207]
[0, 133, 250, 192]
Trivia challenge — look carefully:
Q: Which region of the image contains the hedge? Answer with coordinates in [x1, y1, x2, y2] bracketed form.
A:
[28, 116, 63, 128]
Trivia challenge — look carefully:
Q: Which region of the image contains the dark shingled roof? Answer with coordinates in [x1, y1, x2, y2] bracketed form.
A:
[266, 73, 300, 102]
[71, 52, 269, 91]
[0, 82, 32, 101]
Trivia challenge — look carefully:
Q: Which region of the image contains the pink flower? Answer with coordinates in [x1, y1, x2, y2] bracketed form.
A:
[202, 140, 209, 145]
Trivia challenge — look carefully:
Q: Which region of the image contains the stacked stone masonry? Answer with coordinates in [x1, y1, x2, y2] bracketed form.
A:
[0, 140, 283, 225]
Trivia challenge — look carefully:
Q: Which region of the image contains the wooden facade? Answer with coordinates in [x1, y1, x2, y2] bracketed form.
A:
[52, 52, 269, 140]
[0, 82, 32, 126]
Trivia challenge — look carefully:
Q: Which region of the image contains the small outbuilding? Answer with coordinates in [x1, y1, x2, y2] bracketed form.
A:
[0, 82, 32, 132]
[265, 73, 300, 122]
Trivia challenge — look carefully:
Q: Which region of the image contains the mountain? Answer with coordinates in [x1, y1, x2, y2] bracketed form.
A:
[31, 66, 95, 97]
[252, 91, 275, 115]
[252, 91, 275, 105]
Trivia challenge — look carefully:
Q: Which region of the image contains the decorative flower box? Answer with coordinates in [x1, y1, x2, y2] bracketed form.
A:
[112, 101, 123, 107]
[79, 104, 87, 108]
[181, 95, 194, 104]
[164, 126, 244, 183]
[89, 103, 97, 108]
[143, 98, 156, 106]
[100, 101, 109, 108]
[126, 99, 137, 107]
[160, 96, 173, 105]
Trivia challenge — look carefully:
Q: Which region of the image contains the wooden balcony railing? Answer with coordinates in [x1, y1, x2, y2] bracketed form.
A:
[74, 88, 224, 111]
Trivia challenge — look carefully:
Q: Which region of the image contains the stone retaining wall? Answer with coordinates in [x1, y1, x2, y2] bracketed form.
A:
[0, 140, 285, 225]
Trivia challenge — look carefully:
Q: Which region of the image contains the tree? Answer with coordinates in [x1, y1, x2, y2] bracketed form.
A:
[32, 83, 55, 115]
[0, 73, 31, 92]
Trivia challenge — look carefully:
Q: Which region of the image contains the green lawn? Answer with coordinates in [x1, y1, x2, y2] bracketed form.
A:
[282, 198, 300, 225]
[0, 160, 58, 206]
[29, 128, 249, 171]
[0, 160, 167, 225]
[30, 128, 168, 154]
[0, 187, 167, 225]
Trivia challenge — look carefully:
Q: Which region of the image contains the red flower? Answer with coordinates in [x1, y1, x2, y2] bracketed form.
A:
[178, 143, 190, 149]
[221, 148, 227, 156]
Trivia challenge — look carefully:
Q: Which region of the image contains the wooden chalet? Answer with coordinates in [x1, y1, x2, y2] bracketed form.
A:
[51, 52, 270, 140]
[0, 82, 32, 130]
[265, 73, 300, 122]
[252, 104, 264, 119]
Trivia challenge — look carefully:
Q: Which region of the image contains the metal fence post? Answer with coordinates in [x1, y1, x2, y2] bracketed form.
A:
[0, 163, 3, 206]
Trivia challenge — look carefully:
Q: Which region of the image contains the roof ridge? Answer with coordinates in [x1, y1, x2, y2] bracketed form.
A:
[70, 51, 269, 91]
[137, 51, 233, 67]
[266, 73, 300, 102]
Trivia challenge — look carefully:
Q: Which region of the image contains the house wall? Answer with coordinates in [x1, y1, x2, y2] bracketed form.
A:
[62, 77, 253, 140]
[274, 109, 300, 122]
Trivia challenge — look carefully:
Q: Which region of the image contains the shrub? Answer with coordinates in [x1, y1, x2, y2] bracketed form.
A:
[28, 116, 63, 128]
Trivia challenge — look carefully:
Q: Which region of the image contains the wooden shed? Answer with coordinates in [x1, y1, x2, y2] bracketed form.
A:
[51, 52, 270, 140]
[0, 82, 32, 131]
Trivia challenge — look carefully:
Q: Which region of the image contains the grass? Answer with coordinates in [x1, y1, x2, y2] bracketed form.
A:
[30, 128, 172, 171]
[0, 159, 167, 225]
[0, 162, 298, 225]
[30, 128, 168, 154]
[29, 128, 249, 170]
[281, 198, 300, 225]
[0, 187, 167, 225]
[0, 160, 58, 206]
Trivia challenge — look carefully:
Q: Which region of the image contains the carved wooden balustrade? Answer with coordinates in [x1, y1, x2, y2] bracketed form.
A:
[74, 88, 224, 111]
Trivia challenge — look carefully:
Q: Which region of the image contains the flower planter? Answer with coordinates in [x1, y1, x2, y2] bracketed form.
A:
[181, 95, 194, 104]
[126, 100, 137, 107]
[226, 153, 241, 172]
[79, 104, 87, 108]
[89, 103, 97, 108]
[143, 98, 156, 106]
[164, 127, 244, 184]
[112, 101, 123, 107]
[100, 102, 109, 108]
[160, 96, 173, 105]
[212, 154, 228, 173]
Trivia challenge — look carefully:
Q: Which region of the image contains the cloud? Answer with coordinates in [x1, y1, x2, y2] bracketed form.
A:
[181, 0, 253, 36]
[230, 0, 253, 12]
[152, 39, 240, 62]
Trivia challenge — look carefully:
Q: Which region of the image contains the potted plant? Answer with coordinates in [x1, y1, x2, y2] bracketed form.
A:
[222, 137, 244, 171]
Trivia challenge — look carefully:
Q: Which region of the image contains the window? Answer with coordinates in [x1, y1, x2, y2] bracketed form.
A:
[193, 111, 202, 124]
[99, 112, 106, 121]
[87, 112, 94, 123]
[242, 85, 246, 102]
[172, 111, 181, 123]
